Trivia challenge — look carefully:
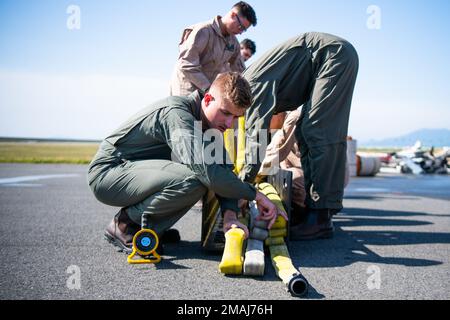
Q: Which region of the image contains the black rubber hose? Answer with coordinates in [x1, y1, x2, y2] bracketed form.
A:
[287, 272, 309, 297]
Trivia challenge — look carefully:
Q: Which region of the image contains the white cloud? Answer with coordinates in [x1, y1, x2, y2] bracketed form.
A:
[0, 71, 170, 139]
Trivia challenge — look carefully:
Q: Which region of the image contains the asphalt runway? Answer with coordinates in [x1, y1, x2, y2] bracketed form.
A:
[0, 163, 449, 300]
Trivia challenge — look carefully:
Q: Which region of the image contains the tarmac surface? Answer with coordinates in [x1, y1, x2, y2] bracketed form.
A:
[0, 163, 449, 300]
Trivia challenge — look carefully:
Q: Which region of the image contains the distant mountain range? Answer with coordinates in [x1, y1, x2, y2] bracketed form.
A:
[360, 129, 450, 148]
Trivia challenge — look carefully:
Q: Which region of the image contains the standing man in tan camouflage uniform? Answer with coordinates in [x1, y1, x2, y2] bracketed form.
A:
[170, 2, 257, 96]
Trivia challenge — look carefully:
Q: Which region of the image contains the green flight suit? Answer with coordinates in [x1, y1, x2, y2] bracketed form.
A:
[242, 32, 359, 211]
[88, 91, 256, 234]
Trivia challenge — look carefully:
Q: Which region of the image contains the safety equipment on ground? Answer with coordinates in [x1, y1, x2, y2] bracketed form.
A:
[127, 213, 161, 264]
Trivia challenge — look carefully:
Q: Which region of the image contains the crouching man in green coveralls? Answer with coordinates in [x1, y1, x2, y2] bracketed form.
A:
[88, 72, 287, 254]
[241, 32, 359, 240]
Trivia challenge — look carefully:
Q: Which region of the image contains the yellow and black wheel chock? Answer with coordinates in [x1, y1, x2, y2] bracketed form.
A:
[127, 214, 161, 265]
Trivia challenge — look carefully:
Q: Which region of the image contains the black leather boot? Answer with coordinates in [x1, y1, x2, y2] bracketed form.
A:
[290, 209, 334, 241]
[104, 208, 140, 254]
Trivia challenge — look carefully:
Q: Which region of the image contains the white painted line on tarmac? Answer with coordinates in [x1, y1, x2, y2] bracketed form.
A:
[0, 174, 80, 186]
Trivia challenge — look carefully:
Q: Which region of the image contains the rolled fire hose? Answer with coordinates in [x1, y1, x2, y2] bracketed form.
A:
[219, 117, 247, 275]
[218, 226, 245, 275]
[243, 239, 265, 276]
[218, 118, 309, 297]
[258, 183, 309, 297]
[243, 201, 267, 276]
[249, 201, 269, 241]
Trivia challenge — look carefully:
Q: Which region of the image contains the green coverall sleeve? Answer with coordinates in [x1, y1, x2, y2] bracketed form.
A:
[241, 80, 278, 184]
[157, 107, 257, 211]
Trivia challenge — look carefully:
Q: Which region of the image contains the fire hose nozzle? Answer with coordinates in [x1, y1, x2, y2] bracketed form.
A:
[287, 272, 309, 297]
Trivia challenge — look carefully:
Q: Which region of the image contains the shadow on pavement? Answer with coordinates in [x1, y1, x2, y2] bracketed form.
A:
[155, 240, 222, 270]
[289, 207, 450, 269]
[142, 207, 449, 298]
[157, 240, 327, 299]
[336, 216, 432, 227]
[344, 195, 421, 201]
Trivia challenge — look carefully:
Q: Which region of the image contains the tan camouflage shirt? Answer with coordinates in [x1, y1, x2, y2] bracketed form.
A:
[170, 16, 245, 96]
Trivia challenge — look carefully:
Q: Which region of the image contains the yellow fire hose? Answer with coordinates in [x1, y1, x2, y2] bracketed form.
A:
[217, 117, 309, 297]
[258, 183, 309, 297]
[268, 240, 308, 297]
[218, 226, 245, 274]
[218, 118, 246, 274]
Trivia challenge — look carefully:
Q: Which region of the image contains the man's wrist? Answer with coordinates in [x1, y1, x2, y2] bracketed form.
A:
[223, 210, 238, 221]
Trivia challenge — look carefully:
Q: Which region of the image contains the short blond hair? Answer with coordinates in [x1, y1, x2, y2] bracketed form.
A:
[210, 72, 253, 109]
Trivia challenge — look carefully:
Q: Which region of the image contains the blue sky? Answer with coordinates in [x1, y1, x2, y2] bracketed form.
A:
[1, 0, 449, 141]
